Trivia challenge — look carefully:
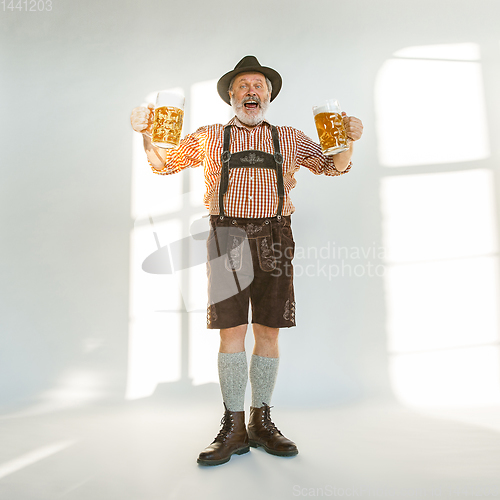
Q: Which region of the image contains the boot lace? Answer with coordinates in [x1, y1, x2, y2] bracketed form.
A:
[262, 404, 282, 435]
[213, 409, 234, 443]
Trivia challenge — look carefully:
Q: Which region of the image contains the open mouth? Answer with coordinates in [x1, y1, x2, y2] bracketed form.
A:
[243, 99, 259, 110]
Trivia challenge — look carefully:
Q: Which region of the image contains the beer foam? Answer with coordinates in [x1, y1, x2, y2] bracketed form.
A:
[156, 90, 185, 110]
[312, 99, 342, 116]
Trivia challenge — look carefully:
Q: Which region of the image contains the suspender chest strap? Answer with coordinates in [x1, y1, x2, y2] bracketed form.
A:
[271, 126, 284, 218]
[219, 124, 285, 218]
[218, 125, 232, 218]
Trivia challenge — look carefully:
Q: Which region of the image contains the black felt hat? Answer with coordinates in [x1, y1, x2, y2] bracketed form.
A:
[217, 55, 282, 105]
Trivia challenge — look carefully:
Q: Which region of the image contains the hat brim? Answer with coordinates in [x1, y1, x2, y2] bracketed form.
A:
[217, 65, 282, 105]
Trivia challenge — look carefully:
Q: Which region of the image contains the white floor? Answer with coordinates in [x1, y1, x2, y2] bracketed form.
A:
[0, 398, 499, 500]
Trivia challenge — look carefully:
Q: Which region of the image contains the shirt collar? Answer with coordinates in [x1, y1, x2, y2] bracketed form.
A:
[226, 116, 272, 130]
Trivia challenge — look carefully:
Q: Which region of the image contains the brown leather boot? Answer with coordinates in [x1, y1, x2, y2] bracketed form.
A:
[248, 404, 298, 457]
[197, 404, 250, 466]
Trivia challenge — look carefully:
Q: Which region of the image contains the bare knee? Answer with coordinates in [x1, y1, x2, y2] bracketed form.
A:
[253, 323, 279, 341]
[219, 324, 247, 353]
[253, 323, 279, 357]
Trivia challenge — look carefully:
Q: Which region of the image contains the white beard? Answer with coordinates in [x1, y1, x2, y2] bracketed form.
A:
[231, 94, 270, 126]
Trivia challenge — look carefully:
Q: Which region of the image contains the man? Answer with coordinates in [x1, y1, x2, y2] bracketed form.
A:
[130, 56, 363, 466]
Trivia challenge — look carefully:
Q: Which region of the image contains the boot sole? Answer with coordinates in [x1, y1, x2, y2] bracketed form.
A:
[197, 446, 250, 466]
[248, 439, 298, 457]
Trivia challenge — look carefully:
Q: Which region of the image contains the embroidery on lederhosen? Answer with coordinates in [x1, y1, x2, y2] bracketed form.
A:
[226, 234, 243, 271]
[207, 304, 218, 325]
[224, 226, 248, 273]
[283, 299, 296, 322]
[258, 236, 276, 272]
[240, 152, 264, 165]
[246, 222, 276, 273]
[244, 223, 264, 236]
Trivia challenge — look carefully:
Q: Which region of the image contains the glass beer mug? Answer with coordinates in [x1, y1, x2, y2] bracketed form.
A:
[151, 91, 185, 149]
[312, 99, 349, 156]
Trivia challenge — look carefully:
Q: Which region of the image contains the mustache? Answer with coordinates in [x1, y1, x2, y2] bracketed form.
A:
[241, 95, 263, 106]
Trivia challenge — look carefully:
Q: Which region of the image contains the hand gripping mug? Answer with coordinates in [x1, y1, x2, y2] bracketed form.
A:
[312, 99, 349, 156]
[151, 91, 185, 148]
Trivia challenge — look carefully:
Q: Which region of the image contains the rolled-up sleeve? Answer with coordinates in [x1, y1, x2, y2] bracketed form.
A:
[150, 126, 208, 176]
[296, 129, 351, 176]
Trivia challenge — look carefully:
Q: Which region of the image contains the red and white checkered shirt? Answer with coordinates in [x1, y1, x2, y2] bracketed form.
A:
[151, 116, 351, 218]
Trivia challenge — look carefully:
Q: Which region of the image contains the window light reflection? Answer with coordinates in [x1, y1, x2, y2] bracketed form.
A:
[375, 43, 490, 167]
[377, 44, 499, 408]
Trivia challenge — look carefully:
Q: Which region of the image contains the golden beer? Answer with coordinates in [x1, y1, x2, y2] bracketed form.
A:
[151, 91, 185, 148]
[313, 100, 349, 156]
[151, 106, 184, 148]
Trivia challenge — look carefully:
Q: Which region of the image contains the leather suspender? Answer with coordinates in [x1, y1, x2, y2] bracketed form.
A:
[219, 125, 232, 218]
[271, 126, 284, 219]
[219, 124, 284, 219]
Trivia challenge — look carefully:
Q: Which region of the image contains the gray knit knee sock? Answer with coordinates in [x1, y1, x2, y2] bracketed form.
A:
[218, 352, 248, 412]
[249, 354, 279, 408]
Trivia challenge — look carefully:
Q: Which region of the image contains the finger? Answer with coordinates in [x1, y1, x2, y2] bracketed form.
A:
[344, 121, 362, 137]
[136, 106, 152, 116]
[133, 117, 148, 130]
[133, 109, 145, 119]
[134, 118, 146, 129]
[346, 118, 363, 130]
[347, 120, 362, 130]
[348, 129, 362, 141]
[349, 125, 364, 136]
[349, 117, 363, 129]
